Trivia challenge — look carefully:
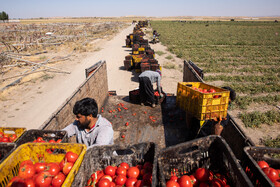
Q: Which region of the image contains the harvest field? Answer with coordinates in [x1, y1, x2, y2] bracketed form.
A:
[151, 20, 280, 145]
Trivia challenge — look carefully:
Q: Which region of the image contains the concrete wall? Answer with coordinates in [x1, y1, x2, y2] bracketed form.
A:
[40, 61, 108, 130]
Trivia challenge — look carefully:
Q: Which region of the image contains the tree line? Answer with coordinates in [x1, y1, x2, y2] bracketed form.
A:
[0, 11, 9, 22]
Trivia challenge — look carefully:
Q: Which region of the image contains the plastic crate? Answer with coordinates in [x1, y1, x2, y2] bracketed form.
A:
[0, 143, 86, 187]
[15, 129, 68, 146]
[0, 143, 16, 164]
[243, 146, 280, 187]
[0, 127, 26, 143]
[133, 50, 139, 55]
[176, 82, 230, 120]
[72, 142, 158, 187]
[129, 89, 140, 104]
[124, 59, 132, 70]
[158, 135, 253, 187]
[141, 62, 150, 72]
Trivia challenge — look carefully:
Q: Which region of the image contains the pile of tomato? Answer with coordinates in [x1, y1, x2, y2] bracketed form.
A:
[32, 137, 62, 143]
[0, 132, 17, 142]
[86, 161, 153, 187]
[166, 167, 230, 187]
[7, 151, 79, 187]
[256, 160, 280, 186]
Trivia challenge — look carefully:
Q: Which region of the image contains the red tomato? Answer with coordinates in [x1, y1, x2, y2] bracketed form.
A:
[274, 178, 280, 187]
[56, 139, 62, 143]
[125, 178, 137, 187]
[1, 137, 9, 142]
[47, 163, 60, 176]
[116, 166, 127, 176]
[65, 151, 79, 163]
[166, 180, 180, 187]
[195, 168, 210, 182]
[62, 162, 74, 175]
[52, 172, 66, 187]
[170, 176, 178, 182]
[20, 160, 33, 168]
[24, 178, 35, 187]
[100, 175, 113, 182]
[134, 180, 144, 187]
[59, 159, 66, 170]
[211, 178, 224, 187]
[98, 179, 111, 187]
[34, 162, 47, 173]
[119, 162, 130, 170]
[91, 170, 105, 184]
[127, 167, 140, 179]
[189, 175, 198, 187]
[34, 171, 52, 187]
[36, 137, 44, 142]
[9, 134, 17, 142]
[209, 89, 216, 93]
[178, 175, 193, 187]
[142, 173, 152, 186]
[114, 175, 127, 186]
[49, 139, 56, 143]
[18, 164, 36, 179]
[262, 167, 279, 182]
[105, 165, 116, 177]
[109, 181, 116, 187]
[258, 160, 269, 169]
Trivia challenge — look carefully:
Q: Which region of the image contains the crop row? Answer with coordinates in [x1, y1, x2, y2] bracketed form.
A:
[151, 20, 280, 128]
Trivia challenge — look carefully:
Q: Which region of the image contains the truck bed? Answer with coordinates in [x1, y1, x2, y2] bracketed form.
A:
[101, 95, 189, 149]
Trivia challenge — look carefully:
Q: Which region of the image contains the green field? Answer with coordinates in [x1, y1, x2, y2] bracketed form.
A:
[151, 21, 280, 129]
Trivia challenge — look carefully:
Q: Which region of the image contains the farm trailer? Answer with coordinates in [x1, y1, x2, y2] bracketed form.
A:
[40, 60, 254, 160]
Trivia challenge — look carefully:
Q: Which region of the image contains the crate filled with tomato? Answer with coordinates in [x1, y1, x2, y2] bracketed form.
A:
[0, 127, 26, 143]
[158, 135, 254, 187]
[15, 129, 68, 147]
[72, 142, 158, 187]
[0, 143, 16, 164]
[176, 82, 230, 121]
[0, 143, 86, 187]
[243, 146, 280, 187]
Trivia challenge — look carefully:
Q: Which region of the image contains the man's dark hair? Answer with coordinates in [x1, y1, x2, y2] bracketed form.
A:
[222, 86, 236, 101]
[73, 97, 98, 117]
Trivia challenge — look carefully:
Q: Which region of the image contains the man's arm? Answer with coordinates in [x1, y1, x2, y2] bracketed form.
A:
[156, 76, 161, 95]
[62, 122, 77, 138]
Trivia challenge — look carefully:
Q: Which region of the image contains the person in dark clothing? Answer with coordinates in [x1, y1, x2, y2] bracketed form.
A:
[138, 69, 162, 108]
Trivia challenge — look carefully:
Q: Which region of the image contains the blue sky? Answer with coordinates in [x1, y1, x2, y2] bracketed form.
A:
[2, 0, 280, 19]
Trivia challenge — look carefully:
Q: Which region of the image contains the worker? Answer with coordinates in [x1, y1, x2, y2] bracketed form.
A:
[212, 86, 236, 135]
[152, 30, 159, 41]
[63, 97, 114, 149]
[138, 69, 163, 108]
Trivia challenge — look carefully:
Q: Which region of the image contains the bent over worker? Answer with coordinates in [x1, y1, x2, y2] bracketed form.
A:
[63, 97, 114, 149]
[138, 69, 162, 108]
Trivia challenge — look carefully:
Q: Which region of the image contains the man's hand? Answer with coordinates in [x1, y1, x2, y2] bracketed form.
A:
[160, 93, 164, 98]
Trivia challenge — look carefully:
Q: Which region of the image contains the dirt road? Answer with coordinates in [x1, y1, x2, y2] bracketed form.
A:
[0, 24, 183, 130]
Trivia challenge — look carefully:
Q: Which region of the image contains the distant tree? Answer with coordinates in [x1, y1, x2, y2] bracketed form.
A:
[230, 19, 235, 21]
[0, 11, 9, 22]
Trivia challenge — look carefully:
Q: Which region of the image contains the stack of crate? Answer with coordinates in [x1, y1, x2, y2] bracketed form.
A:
[124, 21, 161, 73]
